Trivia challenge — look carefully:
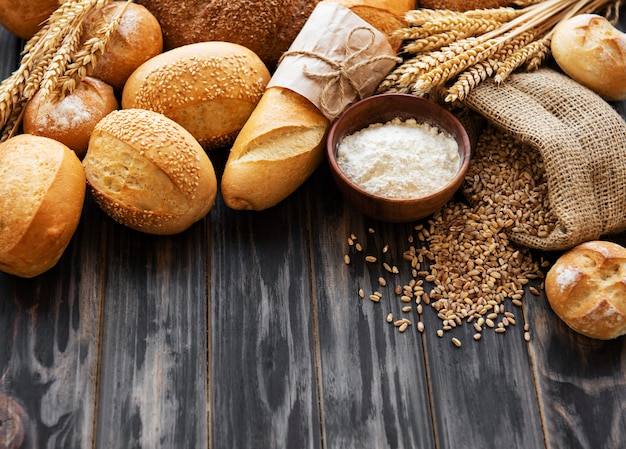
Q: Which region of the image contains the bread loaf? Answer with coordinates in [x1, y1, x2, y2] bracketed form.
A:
[0, 134, 86, 278]
[23, 76, 119, 158]
[122, 42, 270, 150]
[221, 0, 412, 211]
[545, 240, 626, 340]
[0, 0, 58, 40]
[135, 0, 321, 69]
[551, 14, 626, 102]
[83, 109, 217, 235]
[81, 1, 163, 92]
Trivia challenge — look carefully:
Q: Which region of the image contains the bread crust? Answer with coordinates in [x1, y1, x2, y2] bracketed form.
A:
[545, 240, 626, 340]
[122, 41, 270, 151]
[23, 77, 119, 158]
[135, 0, 321, 69]
[0, 135, 86, 278]
[83, 109, 217, 235]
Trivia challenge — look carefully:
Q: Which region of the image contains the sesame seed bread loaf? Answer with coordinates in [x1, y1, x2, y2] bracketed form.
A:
[0, 134, 86, 278]
[135, 0, 321, 69]
[83, 109, 217, 235]
[221, 0, 414, 211]
[81, 1, 163, 93]
[121, 41, 271, 151]
[23, 76, 119, 159]
[545, 240, 626, 340]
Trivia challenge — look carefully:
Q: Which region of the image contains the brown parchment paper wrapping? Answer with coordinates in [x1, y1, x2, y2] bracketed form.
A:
[267, 1, 400, 121]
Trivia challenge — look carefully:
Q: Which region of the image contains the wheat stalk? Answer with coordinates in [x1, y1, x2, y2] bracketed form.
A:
[0, 0, 125, 139]
[380, 0, 621, 101]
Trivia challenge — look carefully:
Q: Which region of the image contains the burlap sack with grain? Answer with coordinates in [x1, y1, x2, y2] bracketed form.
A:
[462, 68, 626, 251]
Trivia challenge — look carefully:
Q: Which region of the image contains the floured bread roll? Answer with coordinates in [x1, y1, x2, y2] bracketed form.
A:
[545, 240, 626, 340]
[23, 76, 119, 158]
[83, 109, 217, 235]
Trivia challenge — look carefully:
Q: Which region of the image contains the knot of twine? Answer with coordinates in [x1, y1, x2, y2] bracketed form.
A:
[279, 26, 401, 118]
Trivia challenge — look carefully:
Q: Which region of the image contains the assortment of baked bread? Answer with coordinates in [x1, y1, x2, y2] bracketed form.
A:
[0, 0, 625, 342]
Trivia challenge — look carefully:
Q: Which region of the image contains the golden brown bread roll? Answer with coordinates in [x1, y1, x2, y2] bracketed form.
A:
[551, 14, 626, 102]
[0, 0, 58, 40]
[23, 76, 119, 159]
[135, 0, 321, 69]
[81, 1, 163, 92]
[122, 41, 270, 150]
[545, 240, 626, 340]
[221, 0, 411, 211]
[0, 134, 86, 278]
[83, 108, 217, 235]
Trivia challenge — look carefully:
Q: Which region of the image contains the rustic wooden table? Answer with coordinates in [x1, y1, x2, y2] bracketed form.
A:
[1, 12, 626, 449]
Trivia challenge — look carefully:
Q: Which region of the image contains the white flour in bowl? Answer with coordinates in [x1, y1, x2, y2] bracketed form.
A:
[336, 118, 460, 199]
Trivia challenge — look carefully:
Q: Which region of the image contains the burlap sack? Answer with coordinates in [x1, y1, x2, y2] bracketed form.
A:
[462, 68, 626, 251]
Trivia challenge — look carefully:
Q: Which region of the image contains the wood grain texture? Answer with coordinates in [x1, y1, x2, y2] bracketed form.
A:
[309, 165, 436, 449]
[209, 153, 322, 449]
[94, 203, 209, 448]
[0, 194, 105, 449]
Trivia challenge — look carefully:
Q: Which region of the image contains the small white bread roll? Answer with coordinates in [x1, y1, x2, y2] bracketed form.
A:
[122, 41, 271, 150]
[23, 76, 119, 158]
[551, 14, 626, 101]
[0, 134, 86, 278]
[81, 1, 163, 92]
[83, 108, 217, 235]
[545, 240, 626, 340]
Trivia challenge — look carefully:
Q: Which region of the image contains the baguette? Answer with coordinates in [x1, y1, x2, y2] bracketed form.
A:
[221, 0, 414, 211]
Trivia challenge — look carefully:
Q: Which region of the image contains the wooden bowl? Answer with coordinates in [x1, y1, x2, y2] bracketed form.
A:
[326, 93, 471, 223]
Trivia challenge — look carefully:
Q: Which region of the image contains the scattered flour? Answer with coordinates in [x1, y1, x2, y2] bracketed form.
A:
[336, 118, 460, 199]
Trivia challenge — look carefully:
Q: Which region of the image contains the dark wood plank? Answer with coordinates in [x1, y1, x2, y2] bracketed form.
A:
[209, 152, 322, 449]
[309, 163, 436, 448]
[526, 236, 626, 449]
[94, 205, 209, 448]
[0, 194, 105, 449]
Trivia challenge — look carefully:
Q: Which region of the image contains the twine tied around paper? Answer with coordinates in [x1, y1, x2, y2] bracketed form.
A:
[279, 26, 401, 118]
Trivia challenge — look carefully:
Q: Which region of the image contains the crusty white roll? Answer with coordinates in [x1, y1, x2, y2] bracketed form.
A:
[0, 0, 58, 40]
[81, 1, 163, 92]
[23, 76, 119, 159]
[545, 240, 626, 340]
[0, 134, 86, 278]
[551, 14, 626, 102]
[83, 108, 217, 235]
[121, 41, 270, 150]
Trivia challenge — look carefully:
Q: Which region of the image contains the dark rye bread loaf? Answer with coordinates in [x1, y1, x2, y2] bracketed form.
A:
[135, 0, 322, 69]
